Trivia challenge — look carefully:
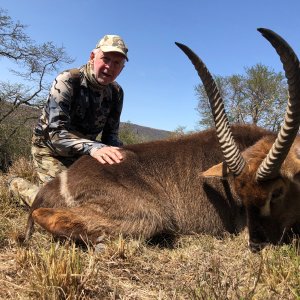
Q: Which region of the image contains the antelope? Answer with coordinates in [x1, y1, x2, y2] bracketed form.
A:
[25, 28, 300, 252]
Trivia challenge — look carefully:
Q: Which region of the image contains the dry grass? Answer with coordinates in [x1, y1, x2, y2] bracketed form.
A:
[7, 156, 39, 184]
[0, 158, 299, 299]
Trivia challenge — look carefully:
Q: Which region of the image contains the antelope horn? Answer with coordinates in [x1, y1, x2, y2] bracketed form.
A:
[256, 28, 300, 181]
[175, 42, 246, 175]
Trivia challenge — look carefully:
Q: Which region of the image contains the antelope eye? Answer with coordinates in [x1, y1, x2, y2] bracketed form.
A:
[270, 187, 284, 202]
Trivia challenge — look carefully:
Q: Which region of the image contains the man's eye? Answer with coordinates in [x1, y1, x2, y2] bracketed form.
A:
[102, 57, 110, 63]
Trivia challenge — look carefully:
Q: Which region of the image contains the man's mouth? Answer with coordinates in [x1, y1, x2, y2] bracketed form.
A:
[102, 72, 111, 78]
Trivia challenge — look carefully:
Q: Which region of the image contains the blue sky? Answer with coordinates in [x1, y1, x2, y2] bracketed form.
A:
[1, 0, 300, 131]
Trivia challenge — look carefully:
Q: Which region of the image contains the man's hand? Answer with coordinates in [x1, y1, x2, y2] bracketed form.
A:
[90, 146, 123, 164]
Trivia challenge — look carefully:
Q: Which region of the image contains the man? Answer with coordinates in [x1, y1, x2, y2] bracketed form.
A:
[9, 34, 128, 206]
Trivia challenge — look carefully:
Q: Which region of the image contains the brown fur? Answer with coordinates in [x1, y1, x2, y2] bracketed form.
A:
[27, 125, 300, 250]
[25, 124, 283, 249]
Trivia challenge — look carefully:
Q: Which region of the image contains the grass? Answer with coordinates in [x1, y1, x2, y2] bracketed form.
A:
[0, 158, 299, 299]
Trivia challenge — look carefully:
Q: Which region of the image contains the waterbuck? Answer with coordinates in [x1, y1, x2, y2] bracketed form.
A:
[25, 28, 300, 252]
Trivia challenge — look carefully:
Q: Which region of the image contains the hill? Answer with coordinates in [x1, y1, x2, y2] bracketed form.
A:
[120, 122, 171, 141]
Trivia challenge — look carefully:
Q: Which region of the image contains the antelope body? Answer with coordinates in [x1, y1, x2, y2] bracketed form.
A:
[25, 29, 300, 251]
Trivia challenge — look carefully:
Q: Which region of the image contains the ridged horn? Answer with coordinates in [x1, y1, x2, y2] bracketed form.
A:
[175, 42, 246, 175]
[256, 28, 300, 181]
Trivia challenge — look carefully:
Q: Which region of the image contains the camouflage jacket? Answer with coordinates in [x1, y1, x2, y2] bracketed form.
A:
[34, 66, 124, 157]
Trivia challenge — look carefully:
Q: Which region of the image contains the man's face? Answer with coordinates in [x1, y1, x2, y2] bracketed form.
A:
[90, 50, 125, 85]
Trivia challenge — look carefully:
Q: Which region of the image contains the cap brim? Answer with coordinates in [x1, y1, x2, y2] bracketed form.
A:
[100, 46, 128, 61]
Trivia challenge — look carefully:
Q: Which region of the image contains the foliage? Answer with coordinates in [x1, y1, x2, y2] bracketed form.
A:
[0, 119, 32, 171]
[119, 122, 145, 145]
[0, 8, 73, 169]
[0, 8, 73, 112]
[171, 126, 196, 137]
[0, 102, 40, 170]
[196, 63, 288, 131]
[171, 125, 187, 137]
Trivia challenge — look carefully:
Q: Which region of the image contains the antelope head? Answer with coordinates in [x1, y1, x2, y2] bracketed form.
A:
[176, 29, 300, 252]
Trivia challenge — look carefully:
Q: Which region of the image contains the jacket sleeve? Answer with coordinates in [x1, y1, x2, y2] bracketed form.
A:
[46, 71, 104, 157]
[101, 83, 124, 147]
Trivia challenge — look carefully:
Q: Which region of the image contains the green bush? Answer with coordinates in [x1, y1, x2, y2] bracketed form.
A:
[119, 123, 144, 145]
[0, 123, 32, 171]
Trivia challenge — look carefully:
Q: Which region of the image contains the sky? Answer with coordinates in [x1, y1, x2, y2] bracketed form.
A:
[1, 0, 300, 132]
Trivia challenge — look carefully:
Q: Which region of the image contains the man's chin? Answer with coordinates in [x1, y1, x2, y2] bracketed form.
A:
[97, 79, 110, 86]
[97, 77, 113, 86]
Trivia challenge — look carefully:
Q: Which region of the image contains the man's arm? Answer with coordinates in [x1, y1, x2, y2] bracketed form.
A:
[46, 71, 105, 157]
[47, 72, 123, 164]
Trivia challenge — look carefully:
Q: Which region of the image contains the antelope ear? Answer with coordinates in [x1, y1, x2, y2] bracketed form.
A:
[202, 162, 230, 178]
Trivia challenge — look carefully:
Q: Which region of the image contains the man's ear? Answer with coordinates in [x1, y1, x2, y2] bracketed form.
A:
[89, 51, 95, 63]
[201, 162, 230, 179]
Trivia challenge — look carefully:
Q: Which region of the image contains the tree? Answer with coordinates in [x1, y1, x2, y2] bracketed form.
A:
[171, 125, 187, 137]
[0, 8, 73, 168]
[195, 63, 288, 131]
[119, 122, 144, 145]
[170, 125, 195, 137]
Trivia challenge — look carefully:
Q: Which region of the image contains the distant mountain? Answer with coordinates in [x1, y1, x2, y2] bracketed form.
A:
[121, 122, 171, 141]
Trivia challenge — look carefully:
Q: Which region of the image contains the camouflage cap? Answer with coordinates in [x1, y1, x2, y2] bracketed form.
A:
[96, 35, 128, 61]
